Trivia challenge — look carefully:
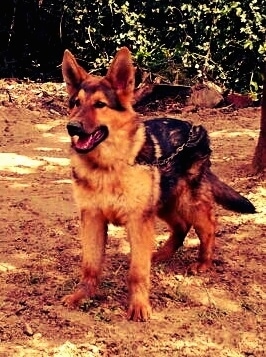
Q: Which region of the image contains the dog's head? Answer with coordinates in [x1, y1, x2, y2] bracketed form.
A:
[62, 47, 136, 154]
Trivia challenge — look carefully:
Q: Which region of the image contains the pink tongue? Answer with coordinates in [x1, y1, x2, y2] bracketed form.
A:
[76, 135, 94, 150]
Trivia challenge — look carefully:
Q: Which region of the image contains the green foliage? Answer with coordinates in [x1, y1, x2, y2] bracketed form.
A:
[61, 0, 265, 92]
[178, 0, 265, 92]
[0, 0, 265, 91]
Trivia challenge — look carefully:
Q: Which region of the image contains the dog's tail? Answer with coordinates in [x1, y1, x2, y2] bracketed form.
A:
[207, 171, 256, 213]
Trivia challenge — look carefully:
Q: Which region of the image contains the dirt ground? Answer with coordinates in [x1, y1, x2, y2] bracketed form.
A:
[0, 81, 265, 357]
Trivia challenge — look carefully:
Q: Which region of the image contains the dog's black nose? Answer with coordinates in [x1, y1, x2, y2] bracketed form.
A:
[67, 121, 85, 137]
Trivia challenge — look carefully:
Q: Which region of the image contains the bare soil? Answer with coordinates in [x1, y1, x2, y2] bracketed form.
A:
[0, 81, 265, 356]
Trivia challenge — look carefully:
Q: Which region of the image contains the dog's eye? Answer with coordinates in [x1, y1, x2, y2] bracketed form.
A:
[94, 101, 107, 109]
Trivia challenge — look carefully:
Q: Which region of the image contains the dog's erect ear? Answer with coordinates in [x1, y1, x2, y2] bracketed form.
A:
[106, 47, 135, 103]
[62, 50, 88, 96]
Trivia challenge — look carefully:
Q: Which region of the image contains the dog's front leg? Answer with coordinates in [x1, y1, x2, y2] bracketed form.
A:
[62, 209, 107, 307]
[126, 216, 154, 321]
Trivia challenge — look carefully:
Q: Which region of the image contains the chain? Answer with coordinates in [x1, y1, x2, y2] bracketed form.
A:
[137, 125, 196, 167]
[156, 141, 187, 166]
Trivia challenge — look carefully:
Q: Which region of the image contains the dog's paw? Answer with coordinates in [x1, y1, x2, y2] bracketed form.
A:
[152, 248, 175, 263]
[188, 261, 212, 275]
[127, 301, 152, 322]
[62, 294, 78, 308]
[62, 286, 88, 308]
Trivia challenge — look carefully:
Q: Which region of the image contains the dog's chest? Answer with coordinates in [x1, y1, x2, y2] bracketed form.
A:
[72, 161, 160, 224]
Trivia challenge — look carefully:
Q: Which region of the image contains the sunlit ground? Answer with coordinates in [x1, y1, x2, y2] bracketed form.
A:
[210, 129, 259, 139]
[0, 152, 69, 174]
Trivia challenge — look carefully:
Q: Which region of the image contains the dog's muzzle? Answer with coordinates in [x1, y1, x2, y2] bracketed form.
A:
[66, 121, 109, 154]
[67, 121, 85, 137]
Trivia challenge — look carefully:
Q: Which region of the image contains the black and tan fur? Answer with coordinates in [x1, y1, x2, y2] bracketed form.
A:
[61, 47, 255, 321]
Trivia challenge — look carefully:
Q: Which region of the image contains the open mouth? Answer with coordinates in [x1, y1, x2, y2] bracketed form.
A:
[67, 122, 109, 153]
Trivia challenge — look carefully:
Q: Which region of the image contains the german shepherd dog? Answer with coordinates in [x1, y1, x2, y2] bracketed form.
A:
[61, 47, 255, 321]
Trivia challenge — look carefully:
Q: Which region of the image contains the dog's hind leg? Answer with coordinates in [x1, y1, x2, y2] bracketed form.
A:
[152, 216, 191, 262]
[154, 184, 216, 273]
[62, 209, 107, 307]
[189, 202, 216, 274]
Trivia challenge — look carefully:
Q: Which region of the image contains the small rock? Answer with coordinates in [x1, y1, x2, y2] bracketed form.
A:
[23, 322, 34, 336]
[49, 108, 60, 115]
[33, 332, 42, 340]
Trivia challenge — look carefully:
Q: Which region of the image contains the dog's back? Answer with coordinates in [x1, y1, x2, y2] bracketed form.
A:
[134, 118, 254, 214]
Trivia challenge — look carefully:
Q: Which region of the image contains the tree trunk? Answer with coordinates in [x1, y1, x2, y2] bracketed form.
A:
[252, 62, 266, 173]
